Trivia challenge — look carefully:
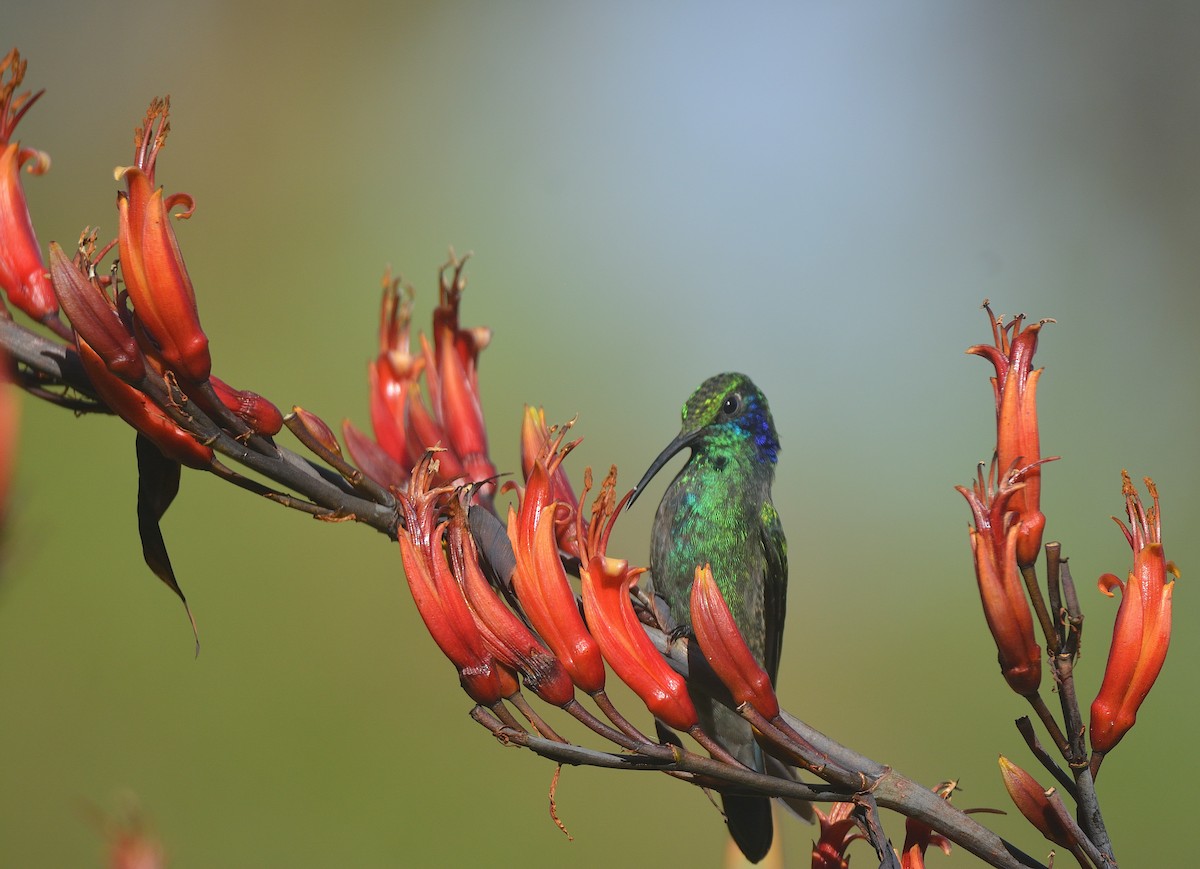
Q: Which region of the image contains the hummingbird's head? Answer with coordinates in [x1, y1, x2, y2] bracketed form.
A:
[629, 372, 779, 506]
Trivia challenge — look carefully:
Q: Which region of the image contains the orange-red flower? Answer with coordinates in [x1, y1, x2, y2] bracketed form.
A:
[210, 376, 283, 437]
[956, 462, 1042, 697]
[577, 467, 696, 731]
[898, 782, 956, 869]
[364, 272, 420, 481]
[397, 456, 510, 704]
[115, 98, 211, 385]
[49, 238, 211, 468]
[811, 802, 862, 869]
[415, 255, 496, 492]
[997, 756, 1076, 851]
[506, 448, 605, 695]
[1089, 472, 1176, 758]
[446, 500, 575, 708]
[690, 563, 780, 719]
[0, 49, 59, 327]
[966, 303, 1053, 567]
[519, 407, 580, 558]
[49, 240, 145, 383]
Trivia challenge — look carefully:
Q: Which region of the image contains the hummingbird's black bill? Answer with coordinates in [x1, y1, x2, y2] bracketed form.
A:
[627, 429, 700, 507]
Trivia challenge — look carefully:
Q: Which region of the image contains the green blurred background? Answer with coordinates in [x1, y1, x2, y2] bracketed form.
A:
[3, 2, 1197, 865]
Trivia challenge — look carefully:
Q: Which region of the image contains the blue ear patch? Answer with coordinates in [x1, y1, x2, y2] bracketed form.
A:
[740, 393, 779, 463]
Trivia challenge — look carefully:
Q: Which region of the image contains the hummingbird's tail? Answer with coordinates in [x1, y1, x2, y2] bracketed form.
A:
[722, 793, 774, 864]
[699, 697, 777, 862]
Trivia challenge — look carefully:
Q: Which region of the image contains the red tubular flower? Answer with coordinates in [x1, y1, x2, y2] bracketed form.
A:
[404, 374, 467, 480]
[51, 236, 211, 468]
[209, 376, 283, 436]
[76, 338, 213, 470]
[1089, 472, 1176, 758]
[48, 241, 145, 383]
[437, 333, 491, 484]
[341, 419, 406, 490]
[966, 302, 1054, 567]
[421, 255, 495, 490]
[811, 802, 862, 869]
[506, 451, 605, 695]
[430, 253, 490, 389]
[520, 406, 580, 559]
[956, 462, 1042, 696]
[115, 98, 211, 384]
[577, 467, 697, 731]
[690, 563, 780, 719]
[0, 49, 58, 325]
[899, 782, 956, 869]
[397, 457, 508, 705]
[997, 756, 1076, 851]
[368, 272, 418, 465]
[446, 504, 575, 707]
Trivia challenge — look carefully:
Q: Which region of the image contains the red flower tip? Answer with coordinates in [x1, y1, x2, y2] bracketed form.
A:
[342, 419, 407, 490]
[506, 460, 606, 694]
[967, 301, 1054, 567]
[1089, 472, 1176, 757]
[690, 563, 780, 719]
[521, 407, 581, 558]
[284, 406, 341, 456]
[397, 456, 506, 705]
[359, 260, 497, 500]
[956, 460, 1042, 697]
[49, 239, 145, 383]
[0, 49, 46, 145]
[432, 250, 484, 374]
[997, 756, 1076, 850]
[208, 377, 283, 436]
[437, 322, 493, 483]
[116, 98, 210, 384]
[367, 272, 417, 467]
[811, 802, 863, 869]
[0, 51, 57, 324]
[446, 500, 575, 707]
[900, 781, 958, 869]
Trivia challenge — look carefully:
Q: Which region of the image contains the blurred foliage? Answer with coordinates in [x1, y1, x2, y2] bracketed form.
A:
[2, 2, 1198, 865]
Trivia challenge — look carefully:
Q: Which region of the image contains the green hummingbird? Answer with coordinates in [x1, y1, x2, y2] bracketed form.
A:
[630, 372, 787, 864]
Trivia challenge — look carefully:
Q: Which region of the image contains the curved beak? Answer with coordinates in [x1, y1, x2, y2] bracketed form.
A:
[627, 428, 700, 507]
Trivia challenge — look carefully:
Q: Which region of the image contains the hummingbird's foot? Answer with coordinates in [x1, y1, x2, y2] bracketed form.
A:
[646, 591, 679, 635]
[654, 720, 684, 749]
[668, 622, 696, 644]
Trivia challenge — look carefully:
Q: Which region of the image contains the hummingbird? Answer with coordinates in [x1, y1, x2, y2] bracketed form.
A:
[630, 372, 787, 864]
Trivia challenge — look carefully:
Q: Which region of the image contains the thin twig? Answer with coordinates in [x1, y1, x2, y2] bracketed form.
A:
[1015, 716, 1076, 798]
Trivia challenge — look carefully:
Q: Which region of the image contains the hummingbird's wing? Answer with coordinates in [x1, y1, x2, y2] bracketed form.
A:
[759, 500, 787, 685]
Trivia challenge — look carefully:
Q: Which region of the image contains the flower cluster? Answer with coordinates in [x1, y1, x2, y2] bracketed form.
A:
[344, 258, 497, 503]
[962, 303, 1176, 865]
[51, 99, 282, 463]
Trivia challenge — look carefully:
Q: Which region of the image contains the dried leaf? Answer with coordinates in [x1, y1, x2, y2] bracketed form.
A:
[135, 433, 198, 654]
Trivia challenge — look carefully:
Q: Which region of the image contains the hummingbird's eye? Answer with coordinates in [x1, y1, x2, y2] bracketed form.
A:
[721, 394, 741, 416]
